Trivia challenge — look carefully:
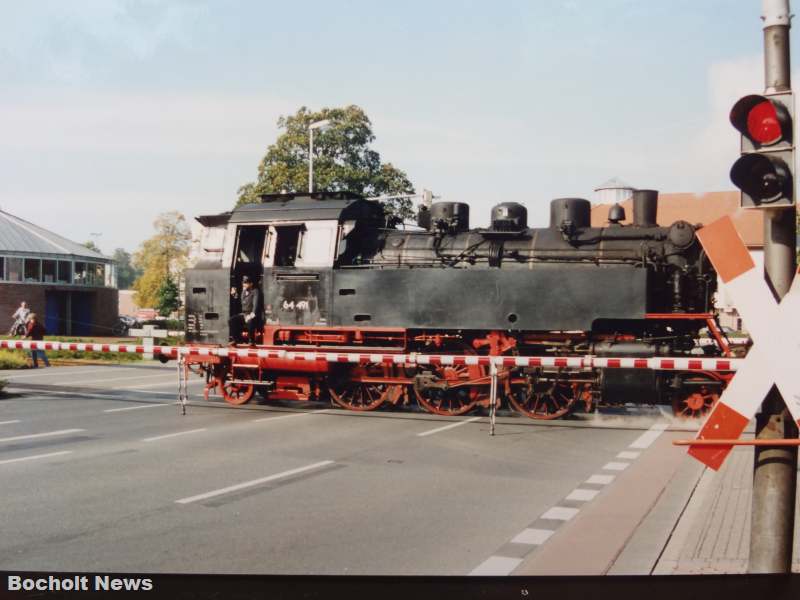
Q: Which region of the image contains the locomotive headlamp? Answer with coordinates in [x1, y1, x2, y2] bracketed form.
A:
[729, 91, 795, 207]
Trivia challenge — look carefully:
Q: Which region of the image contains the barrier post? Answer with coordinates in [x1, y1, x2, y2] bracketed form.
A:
[749, 0, 798, 573]
[489, 361, 498, 436]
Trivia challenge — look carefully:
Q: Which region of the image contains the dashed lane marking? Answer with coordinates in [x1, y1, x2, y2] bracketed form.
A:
[142, 428, 207, 443]
[0, 450, 72, 465]
[468, 422, 671, 576]
[0, 429, 85, 444]
[565, 488, 600, 502]
[175, 460, 335, 504]
[252, 409, 330, 423]
[629, 423, 669, 449]
[511, 528, 554, 546]
[586, 474, 615, 485]
[617, 451, 641, 460]
[1, 368, 135, 380]
[0, 420, 21, 426]
[468, 556, 523, 576]
[417, 416, 481, 437]
[540, 506, 580, 521]
[602, 461, 630, 471]
[104, 404, 171, 413]
[62, 373, 178, 387]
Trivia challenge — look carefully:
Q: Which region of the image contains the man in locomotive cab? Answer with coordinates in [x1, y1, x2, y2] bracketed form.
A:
[228, 275, 263, 346]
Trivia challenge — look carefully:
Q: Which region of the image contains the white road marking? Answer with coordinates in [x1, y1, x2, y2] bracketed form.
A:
[0, 428, 85, 443]
[565, 488, 599, 502]
[617, 450, 641, 460]
[586, 474, 615, 485]
[417, 416, 481, 437]
[175, 460, 335, 504]
[0, 450, 72, 465]
[629, 423, 669, 449]
[469, 556, 523, 576]
[602, 461, 630, 471]
[1, 367, 131, 380]
[511, 528, 554, 546]
[104, 404, 170, 413]
[119, 380, 206, 390]
[77, 373, 178, 387]
[540, 506, 579, 521]
[142, 428, 207, 442]
[252, 409, 330, 423]
[0, 420, 21, 426]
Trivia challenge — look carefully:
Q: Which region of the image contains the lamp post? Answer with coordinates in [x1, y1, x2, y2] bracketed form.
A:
[308, 119, 332, 193]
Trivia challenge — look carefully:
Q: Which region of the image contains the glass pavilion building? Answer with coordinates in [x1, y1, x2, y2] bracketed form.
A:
[0, 208, 118, 336]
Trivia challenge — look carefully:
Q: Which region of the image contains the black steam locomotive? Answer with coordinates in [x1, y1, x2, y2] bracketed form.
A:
[183, 190, 727, 419]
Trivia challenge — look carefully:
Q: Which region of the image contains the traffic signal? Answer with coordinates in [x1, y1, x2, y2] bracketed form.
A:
[729, 92, 795, 207]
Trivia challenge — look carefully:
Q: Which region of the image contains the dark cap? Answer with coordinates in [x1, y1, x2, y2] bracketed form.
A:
[241, 275, 252, 284]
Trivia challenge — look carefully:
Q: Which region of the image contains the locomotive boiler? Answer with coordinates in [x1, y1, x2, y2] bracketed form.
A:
[183, 189, 728, 419]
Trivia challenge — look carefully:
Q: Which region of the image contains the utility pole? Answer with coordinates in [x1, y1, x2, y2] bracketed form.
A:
[748, 0, 798, 574]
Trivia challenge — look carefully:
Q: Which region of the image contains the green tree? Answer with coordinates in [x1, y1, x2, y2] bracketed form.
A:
[83, 240, 101, 253]
[237, 105, 416, 219]
[112, 248, 142, 290]
[132, 212, 191, 308]
[155, 275, 181, 317]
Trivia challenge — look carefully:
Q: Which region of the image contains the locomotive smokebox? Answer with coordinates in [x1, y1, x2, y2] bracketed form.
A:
[490, 202, 528, 231]
[429, 202, 470, 232]
[549, 198, 591, 229]
[632, 189, 659, 228]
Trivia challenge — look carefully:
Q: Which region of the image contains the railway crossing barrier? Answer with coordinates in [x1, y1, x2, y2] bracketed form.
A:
[0, 338, 743, 372]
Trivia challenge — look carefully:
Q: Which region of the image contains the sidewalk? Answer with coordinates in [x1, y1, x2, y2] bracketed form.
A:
[612, 443, 800, 574]
[654, 445, 799, 574]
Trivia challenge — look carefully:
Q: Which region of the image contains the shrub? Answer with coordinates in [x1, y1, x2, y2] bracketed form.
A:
[0, 349, 28, 370]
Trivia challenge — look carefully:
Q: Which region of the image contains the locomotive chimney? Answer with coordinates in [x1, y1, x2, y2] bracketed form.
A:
[549, 198, 591, 229]
[632, 189, 658, 228]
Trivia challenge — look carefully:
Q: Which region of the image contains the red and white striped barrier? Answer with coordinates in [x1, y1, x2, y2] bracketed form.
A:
[0, 338, 742, 372]
[690, 217, 800, 470]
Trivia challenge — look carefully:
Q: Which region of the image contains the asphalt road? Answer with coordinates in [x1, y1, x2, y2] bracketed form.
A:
[0, 363, 687, 575]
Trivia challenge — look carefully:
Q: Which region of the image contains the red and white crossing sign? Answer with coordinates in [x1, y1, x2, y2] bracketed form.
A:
[689, 216, 800, 470]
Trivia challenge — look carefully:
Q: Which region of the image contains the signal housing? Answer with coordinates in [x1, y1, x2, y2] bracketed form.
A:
[729, 91, 795, 208]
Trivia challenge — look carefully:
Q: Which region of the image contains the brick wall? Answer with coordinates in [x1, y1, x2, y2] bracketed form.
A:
[0, 283, 118, 337]
[0, 283, 45, 335]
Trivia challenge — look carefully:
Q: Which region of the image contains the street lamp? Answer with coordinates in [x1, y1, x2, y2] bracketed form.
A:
[308, 119, 332, 193]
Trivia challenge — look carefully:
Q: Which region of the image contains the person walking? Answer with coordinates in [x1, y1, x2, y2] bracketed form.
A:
[25, 313, 50, 368]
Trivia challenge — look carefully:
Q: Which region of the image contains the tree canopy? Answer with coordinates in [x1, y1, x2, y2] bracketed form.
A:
[112, 248, 142, 290]
[132, 212, 191, 309]
[237, 105, 415, 219]
[155, 276, 181, 317]
[83, 240, 101, 253]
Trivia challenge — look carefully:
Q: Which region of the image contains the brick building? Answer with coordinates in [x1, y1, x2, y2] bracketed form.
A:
[0, 208, 118, 336]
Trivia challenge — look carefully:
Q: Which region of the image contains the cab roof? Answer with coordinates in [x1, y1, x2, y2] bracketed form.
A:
[228, 192, 384, 224]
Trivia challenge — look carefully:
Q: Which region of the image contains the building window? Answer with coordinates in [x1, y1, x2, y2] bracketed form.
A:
[0, 256, 4, 280]
[94, 263, 106, 287]
[6, 257, 22, 282]
[74, 261, 88, 285]
[42, 259, 57, 283]
[24, 259, 41, 282]
[57, 260, 72, 284]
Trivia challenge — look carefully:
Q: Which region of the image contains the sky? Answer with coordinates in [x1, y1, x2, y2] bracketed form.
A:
[0, 0, 789, 254]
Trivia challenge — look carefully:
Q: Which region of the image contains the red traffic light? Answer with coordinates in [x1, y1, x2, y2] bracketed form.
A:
[730, 153, 792, 204]
[730, 95, 792, 146]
